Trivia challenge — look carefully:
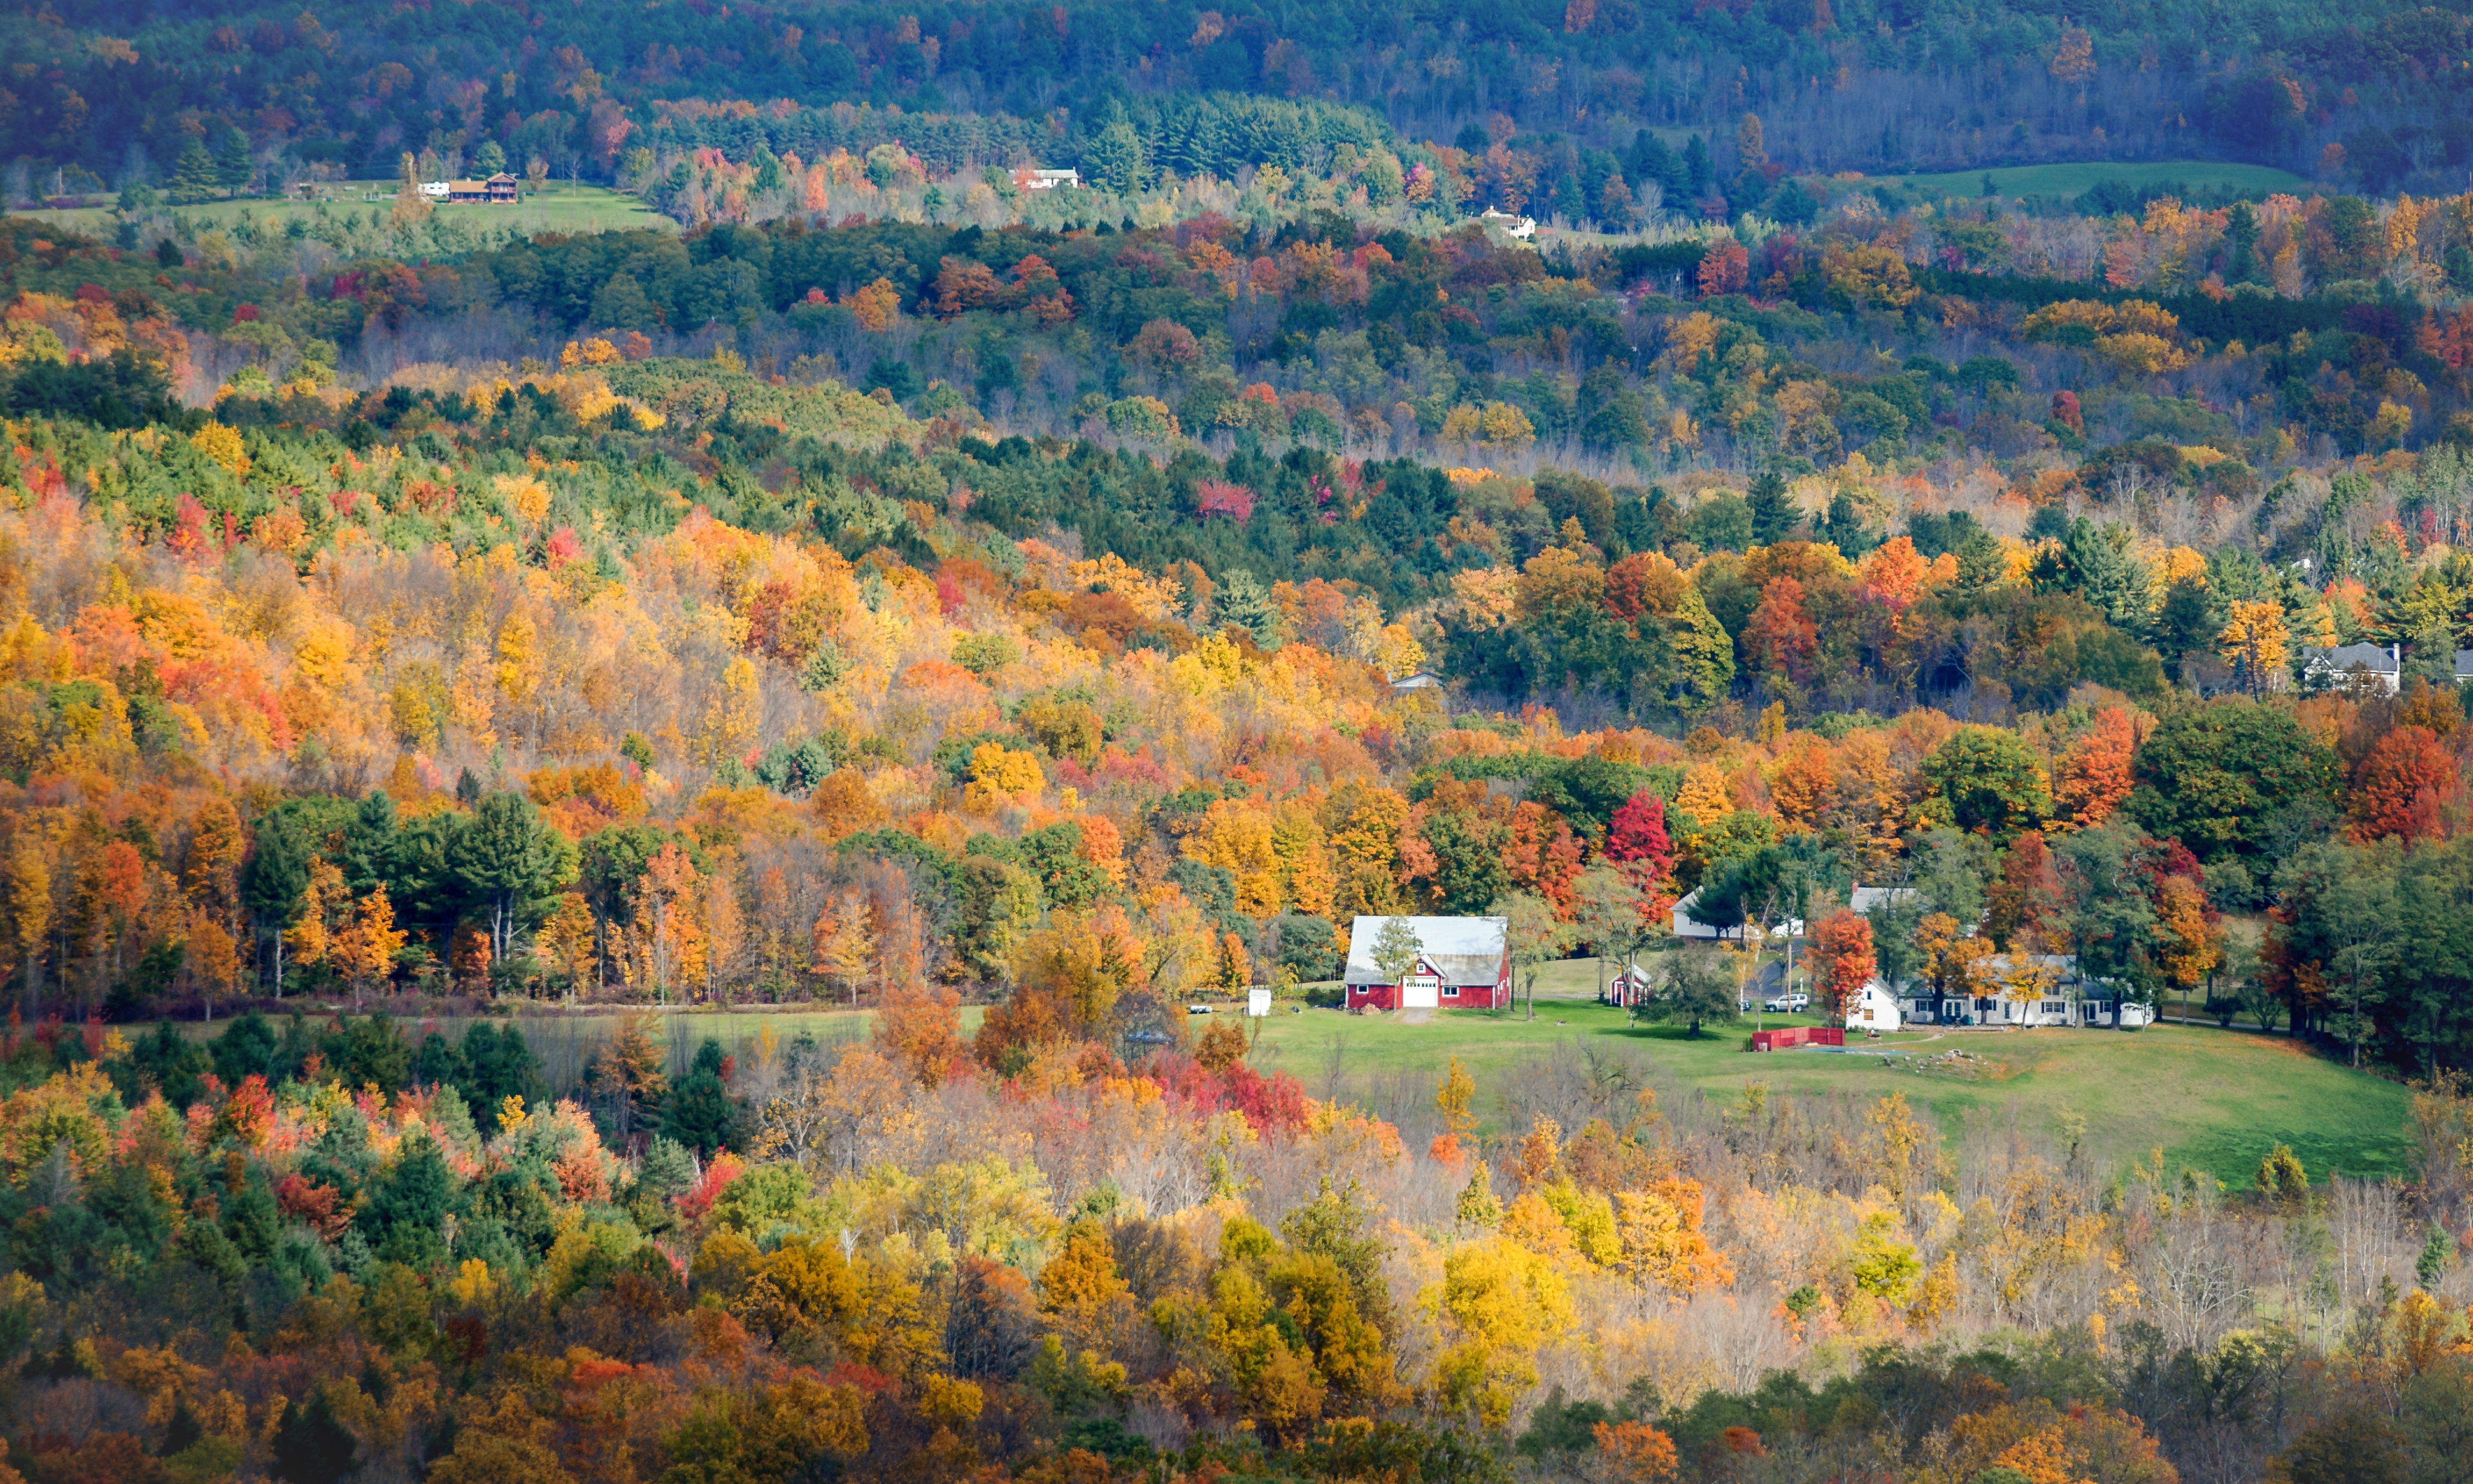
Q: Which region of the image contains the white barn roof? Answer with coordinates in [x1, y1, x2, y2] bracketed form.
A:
[1343, 915, 1506, 986]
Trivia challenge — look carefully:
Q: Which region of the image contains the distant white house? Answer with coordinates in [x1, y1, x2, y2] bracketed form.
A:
[1849, 884, 1916, 915]
[1671, 887, 1801, 941]
[1480, 207, 1537, 239]
[1342, 915, 1511, 1012]
[1891, 954, 2153, 1029]
[418, 180, 450, 198]
[1389, 672, 1442, 692]
[1013, 167, 1081, 191]
[2302, 642, 2400, 694]
[2454, 649, 2473, 685]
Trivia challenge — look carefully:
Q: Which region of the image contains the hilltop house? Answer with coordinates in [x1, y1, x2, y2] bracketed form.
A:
[1013, 167, 1081, 190]
[2302, 642, 2400, 694]
[1343, 915, 1511, 1012]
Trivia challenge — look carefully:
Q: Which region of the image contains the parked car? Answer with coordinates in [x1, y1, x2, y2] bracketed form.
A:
[1764, 992, 1810, 1013]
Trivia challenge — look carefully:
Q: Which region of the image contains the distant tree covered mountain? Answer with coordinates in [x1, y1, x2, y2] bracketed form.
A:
[10, 0, 2472, 196]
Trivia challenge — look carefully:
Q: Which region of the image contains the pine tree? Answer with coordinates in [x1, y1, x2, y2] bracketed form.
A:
[214, 128, 253, 193]
[1747, 468, 1800, 544]
[166, 139, 221, 205]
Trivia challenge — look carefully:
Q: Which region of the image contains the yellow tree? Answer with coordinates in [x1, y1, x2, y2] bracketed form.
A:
[812, 891, 876, 1006]
[183, 800, 245, 916]
[1436, 1055, 1478, 1145]
[2218, 600, 2291, 696]
[1436, 1241, 1573, 1426]
[628, 843, 706, 1004]
[700, 656, 762, 770]
[2155, 874, 2222, 1023]
[1916, 912, 1993, 1004]
[284, 856, 344, 985]
[1996, 954, 2063, 1024]
[705, 870, 748, 1002]
[6, 837, 50, 1002]
[1612, 1177, 1733, 1296]
[187, 913, 240, 1022]
[334, 887, 407, 1007]
[536, 892, 597, 999]
[1184, 801, 1283, 916]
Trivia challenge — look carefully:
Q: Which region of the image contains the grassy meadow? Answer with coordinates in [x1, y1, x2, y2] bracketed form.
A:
[1873, 159, 2311, 202]
[21, 182, 672, 238]
[223, 943, 2413, 1192]
[1245, 995, 2416, 1190]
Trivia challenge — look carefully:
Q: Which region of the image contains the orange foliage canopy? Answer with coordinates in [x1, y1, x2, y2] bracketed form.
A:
[1804, 910, 1876, 1021]
[2348, 723, 2455, 844]
[2052, 705, 2142, 830]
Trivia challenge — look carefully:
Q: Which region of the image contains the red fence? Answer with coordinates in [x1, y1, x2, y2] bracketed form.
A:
[1751, 1026, 1845, 1051]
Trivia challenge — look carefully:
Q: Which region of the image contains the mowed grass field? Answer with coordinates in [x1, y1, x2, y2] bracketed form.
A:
[238, 946, 2413, 1190]
[1874, 159, 2310, 202]
[21, 183, 672, 238]
[1245, 995, 2417, 1190]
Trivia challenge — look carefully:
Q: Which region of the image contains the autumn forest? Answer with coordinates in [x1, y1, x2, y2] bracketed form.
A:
[1, 0, 2472, 1483]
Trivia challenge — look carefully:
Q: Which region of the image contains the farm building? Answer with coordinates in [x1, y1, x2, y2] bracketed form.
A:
[1342, 915, 1511, 1012]
[446, 173, 520, 203]
[1847, 980, 1904, 1033]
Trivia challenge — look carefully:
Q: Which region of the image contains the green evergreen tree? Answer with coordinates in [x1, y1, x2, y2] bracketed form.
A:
[1084, 119, 1151, 195]
[448, 792, 576, 963]
[364, 1133, 458, 1267]
[1213, 569, 1286, 650]
[273, 1386, 359, 1484]
[166, 139, 222, 205]
[661, 1038, 740, 1156]
[214, 128, 253, 193]
[241, 812, 312, 995]
[1747, 468, 1800, 544]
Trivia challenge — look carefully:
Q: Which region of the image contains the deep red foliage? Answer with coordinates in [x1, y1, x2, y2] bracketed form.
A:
[1196, 480, 1257, 521]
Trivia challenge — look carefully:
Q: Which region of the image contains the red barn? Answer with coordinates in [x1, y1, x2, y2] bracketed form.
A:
[1342, 915, 1511, 1012]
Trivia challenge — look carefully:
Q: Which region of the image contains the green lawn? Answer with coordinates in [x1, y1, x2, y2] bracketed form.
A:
[215, 964, 2412, 1188]
[1869, 159, 2310, 203]
[1245, 998, 2416, 1188]
[21, 183, 672, 238]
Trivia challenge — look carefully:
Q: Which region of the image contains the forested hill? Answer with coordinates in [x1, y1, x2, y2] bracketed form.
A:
[13, 0, 2473, 191]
